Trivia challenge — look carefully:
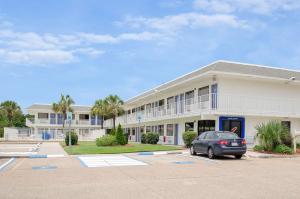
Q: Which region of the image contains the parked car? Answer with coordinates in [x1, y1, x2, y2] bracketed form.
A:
[190, 131, 247, 159]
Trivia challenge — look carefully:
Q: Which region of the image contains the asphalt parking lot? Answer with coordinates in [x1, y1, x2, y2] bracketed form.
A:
[0, 153, 300, 199]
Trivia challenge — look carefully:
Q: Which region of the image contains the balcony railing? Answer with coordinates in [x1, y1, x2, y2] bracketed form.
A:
[104, 93, 300, 128]
[26, 118, 101, 126]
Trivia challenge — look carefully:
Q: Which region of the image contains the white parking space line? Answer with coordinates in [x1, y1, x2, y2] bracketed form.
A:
[78, 155, 148, 168]
[0, 158, 16, 171]
[178, 154, 220, 164]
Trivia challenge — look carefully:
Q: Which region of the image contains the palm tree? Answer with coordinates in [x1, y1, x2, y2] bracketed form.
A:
[105, 95, 124, 129]
[52, 94, 75, 128]
[0, 101, 21, 127]
[91, 99, 107, 129]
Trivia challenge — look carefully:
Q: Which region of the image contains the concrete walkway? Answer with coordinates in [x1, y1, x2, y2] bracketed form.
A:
[38, 142, 67, 156]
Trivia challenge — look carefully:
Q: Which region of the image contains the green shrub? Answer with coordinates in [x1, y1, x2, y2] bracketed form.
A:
[273, 144, 293, 154]
[141, 133, 147, 144]
[65, 131, 78, 146]
[116, 124, 126, 145]
[182, 131, 197, 148]
[297, 143, 300, 149]
[146, 132, 159, 144]
[123, 132, 129, 145]
[0, 127, 3, 138]
[255, 121, 291, 151]
[109, 128, 116, 136]
[253, 145, 264, 152]
[96, 135, 118, 146]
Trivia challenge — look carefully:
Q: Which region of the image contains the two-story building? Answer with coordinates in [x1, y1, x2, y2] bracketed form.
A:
[104, 60, 300, 146]
[26, 104, 104, 140]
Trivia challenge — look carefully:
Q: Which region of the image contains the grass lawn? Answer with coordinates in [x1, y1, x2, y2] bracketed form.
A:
[60, 141, 183, 155]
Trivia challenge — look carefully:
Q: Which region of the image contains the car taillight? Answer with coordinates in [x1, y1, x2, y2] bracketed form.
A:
[241, 139, 246, 145]
[218, 140, 228, 145]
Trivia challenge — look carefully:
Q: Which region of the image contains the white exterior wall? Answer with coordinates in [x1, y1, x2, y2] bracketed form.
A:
[217, 76, 300, 144]
[25, 105, 103, 141]
[106, 72, 300, 146]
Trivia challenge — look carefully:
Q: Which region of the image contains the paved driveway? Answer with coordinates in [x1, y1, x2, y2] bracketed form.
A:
[0, 154, 300, 199]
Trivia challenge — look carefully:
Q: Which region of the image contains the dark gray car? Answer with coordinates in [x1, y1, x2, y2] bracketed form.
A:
[190, 131, 247, 159]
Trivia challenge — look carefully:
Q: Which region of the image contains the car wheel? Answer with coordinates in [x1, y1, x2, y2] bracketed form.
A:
[190, 145, 196, 155]
[208, 147, 215, 159]
[235, 155, 243, 159]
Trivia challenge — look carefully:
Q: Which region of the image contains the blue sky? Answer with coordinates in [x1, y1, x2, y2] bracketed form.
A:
[0, 0, 300, 110]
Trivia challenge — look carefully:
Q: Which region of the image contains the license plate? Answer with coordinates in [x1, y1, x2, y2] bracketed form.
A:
[231, 142, 238, 146]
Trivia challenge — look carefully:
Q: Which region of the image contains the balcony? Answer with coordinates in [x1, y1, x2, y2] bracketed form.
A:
[104, 93, 300, 128]
[26, 118, 100, 127]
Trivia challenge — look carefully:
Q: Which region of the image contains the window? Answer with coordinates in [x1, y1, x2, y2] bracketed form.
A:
[152, 126, 158, 133]
[167, 124, 174, 136]
[205, 132, 218, 140]
[167, 97, 174, 106]
[146, 126, 151, 133]
[198, 120, 215, 135]
[217, 132, 239, 139]
[146, 104, 151, 114]
[140, 126, 144, 133]
[159, 99, 164, 106]
[211, 84, 218, 109]
[158, 125, 164, 136]
[198, 86, 209, 102]
[131, 128, 136, 136]
[185, 90, 194, 104]
[38, 113, 48, 119]
[282, 121, 291, 133]
[185, 122, 194, 131]
[198, 132, 207, 140]
[79, 114, 89, 120]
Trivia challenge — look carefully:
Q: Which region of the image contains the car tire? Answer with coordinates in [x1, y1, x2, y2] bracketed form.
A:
[190, 145, 196, 155]
[208, 147, 215, 159]
[235, 155, 243, 159]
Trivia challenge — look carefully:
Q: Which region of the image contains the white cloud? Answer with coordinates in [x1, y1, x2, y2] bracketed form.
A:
[193, 0, 300, 15]
[159, 0, 185, 8]
[122, 13, 248, 32]
[118, 32, 162, 41]
[72, 48, 105, 57]
[0, 49, 75, 65]
[0, 24, 162, 65]
[77, 33, 119, 44]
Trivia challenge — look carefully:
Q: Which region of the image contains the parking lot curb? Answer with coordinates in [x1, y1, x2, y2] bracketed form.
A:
[0, 154, 66, 159]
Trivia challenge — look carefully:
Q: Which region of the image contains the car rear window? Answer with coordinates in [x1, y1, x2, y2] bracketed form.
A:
[217, 132, 239, 139]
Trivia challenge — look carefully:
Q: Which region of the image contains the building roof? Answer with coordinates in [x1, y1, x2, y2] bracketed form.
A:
[27, 104, 92, 112]
[126, 60, 300, 104]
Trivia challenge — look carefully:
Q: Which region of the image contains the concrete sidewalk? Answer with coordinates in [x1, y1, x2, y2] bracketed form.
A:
[245, 151, 300, 158]
[38, 142, 67, 156]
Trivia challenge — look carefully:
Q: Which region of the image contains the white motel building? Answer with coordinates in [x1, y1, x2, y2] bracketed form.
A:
[25, 104, 103, 140]
[104, 60, 300, 146]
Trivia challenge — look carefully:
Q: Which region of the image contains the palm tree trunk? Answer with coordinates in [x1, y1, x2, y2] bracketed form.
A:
[113, 116, 116, 129]
[8, 112, 13, 127]
[101, 115, 104, 129]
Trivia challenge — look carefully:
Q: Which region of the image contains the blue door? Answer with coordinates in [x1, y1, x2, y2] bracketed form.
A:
[211, 84, 218, 109]
[174, 124, 179, 145]
[219, 117, 245, 138]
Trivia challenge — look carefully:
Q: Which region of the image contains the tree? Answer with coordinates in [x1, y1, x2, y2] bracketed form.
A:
[104, 95, 124, 129]
[116, 124, 126, 145]
[0, 101, 21, 127]
[52, 94, 75, 128]
[91, 99, 107, 129]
